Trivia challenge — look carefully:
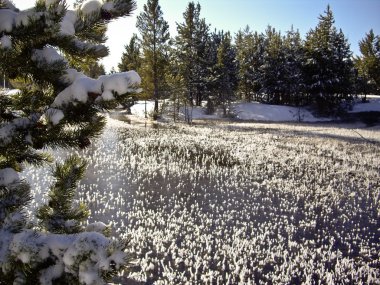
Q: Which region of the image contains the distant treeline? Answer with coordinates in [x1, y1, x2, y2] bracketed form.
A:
[118, 1, 380, 116]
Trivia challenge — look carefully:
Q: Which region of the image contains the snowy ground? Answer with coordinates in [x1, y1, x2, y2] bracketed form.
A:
[349, 95, 380, 113]
[130, 96, 380, 123]
[23, 115, 380, 284]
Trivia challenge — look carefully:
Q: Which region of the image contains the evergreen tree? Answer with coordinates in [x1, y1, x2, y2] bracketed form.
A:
[193, 16, 210, 106]
[235, 28, 265, 102]
[259, 26, 285, 104]
[235, 26, 254, 101]
[118, 33, 141, 72]
[354, 29, 380, 94]
[166, 45, 187, 121]
[36, 155, 89, 235]
[282, 26, 306, 105]
[0, 0, 141, 283]
[304, 5, 353, 114]
[86, 61, 106, 78]
[136, 0, 170, 120]
[204, 29, 222, 113]
[176, 2, 210, 107]
[65, 0, 109, 78]
[332, 29, 355, 97]
[210, 31, 238, 116]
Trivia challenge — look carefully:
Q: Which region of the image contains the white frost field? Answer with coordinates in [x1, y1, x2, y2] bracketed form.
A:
[22, 117, 380, 284]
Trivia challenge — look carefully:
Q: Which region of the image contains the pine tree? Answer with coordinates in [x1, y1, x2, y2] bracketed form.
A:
[235, 28, 265, 102]
[0, 0, 141, 283]
[136, 0, 170, 120]
[282, 26, 306, 105]
[210, 31, 238, 116]
[175, 2, 210, 108]
[204, 29, 222, 113]
[166, 45, 187, 121]
[87, 61, 106, 78]
[118, 33, 141, 72]
[235, 26, 254, 101]
[332, 29, 354, 98]
[259, 26, 285, 104]
[304, 5, 353, 114]
[355, 29, 380, 94]
[193, 16, 210, 106]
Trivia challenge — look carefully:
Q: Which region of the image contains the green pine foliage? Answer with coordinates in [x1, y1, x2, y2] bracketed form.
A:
[0, 0, 140, 283]
[282, 27, 306, 106]
[37, 155, 89, 234]
[176, 2, 211, 107]
[118, 3, 373, 117]
[235, 27, 265, 102]
[136, 0, 170, 120]
[259, 26, 286, 104]
[210, 31, 238, 116]
[354, 29, 380, 95]
[304, 5, 354, 114]
[118, 33, 141, 72]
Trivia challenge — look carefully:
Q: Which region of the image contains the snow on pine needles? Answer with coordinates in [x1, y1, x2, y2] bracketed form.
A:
[22, 116, 380, 284]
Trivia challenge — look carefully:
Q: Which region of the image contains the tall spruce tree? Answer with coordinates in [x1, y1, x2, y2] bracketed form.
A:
[304, 5, 353, 114]
[355, 29, 380, 94]
[0, 0, 141, 283]
[136, 0, 170, 120]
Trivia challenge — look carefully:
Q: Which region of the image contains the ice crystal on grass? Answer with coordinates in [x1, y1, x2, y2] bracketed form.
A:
[23, 117, 380, 284]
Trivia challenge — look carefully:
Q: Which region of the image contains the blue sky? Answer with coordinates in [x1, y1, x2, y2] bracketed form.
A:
[14, 0, 380, 72]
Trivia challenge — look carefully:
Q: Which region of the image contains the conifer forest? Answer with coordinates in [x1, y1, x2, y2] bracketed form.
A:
[0, 0, 379, 284]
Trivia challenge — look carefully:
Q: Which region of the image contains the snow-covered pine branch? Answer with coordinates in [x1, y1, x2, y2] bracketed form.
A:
[0, 0, 139, 283]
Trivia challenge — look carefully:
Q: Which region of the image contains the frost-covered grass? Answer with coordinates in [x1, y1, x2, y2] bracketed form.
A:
[23, 116, 380, 284]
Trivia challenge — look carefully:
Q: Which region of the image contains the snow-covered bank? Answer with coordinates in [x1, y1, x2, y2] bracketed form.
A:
[233, 102, 328, 122]
[349, 96, 380, 113]
[130, 97, 380, 122]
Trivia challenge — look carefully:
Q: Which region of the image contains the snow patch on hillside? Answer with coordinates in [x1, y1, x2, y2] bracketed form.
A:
[233, 102, 329, 122]
[349, 96, 380, 113]
[130, 97, 380, 122]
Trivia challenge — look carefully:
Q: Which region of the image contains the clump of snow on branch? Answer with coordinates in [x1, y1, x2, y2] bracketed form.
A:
[0, 9, 17, 32]
[15, 10, 43, 27]
[0, 1, 119, 47]
[0, 35, 12, 49]
[0, 1, 94, 38]
[80, 0, 102, 15]
[45, 108, 65, 125]
[1, 0, 16, 10]
[85, 221, 109, 233]
[53, 70, 141, 106]
[59, 10, 77, 36]
[3, 230, 127, 285]
[102, 2, 115, 11]
[0, 168, 19, 186]
[0, 117, 31, 146]
[32, 46, 66, 65]
[0, 8, 42, 32]
[101, 90, 115, 101]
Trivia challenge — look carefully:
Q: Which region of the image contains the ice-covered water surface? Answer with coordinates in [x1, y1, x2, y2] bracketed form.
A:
[23, 117, 380, 284]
